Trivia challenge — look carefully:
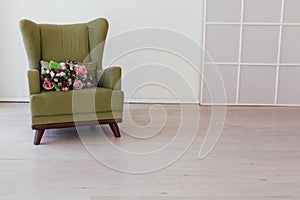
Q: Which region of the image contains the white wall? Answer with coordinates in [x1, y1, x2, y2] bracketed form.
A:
[0, 0, 203, 103]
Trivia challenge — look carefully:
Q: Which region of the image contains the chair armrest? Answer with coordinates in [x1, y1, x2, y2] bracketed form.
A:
[27, 69, 41, 95]
[97, 67, 122, 90]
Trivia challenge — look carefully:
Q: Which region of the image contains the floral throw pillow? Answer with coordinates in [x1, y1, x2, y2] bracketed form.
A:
[40, 60, 97, 92]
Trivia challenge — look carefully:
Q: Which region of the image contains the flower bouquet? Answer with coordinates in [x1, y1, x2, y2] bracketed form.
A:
[41, 60, 94, 92]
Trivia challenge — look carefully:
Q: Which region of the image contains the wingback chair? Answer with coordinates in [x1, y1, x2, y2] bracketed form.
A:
[20, 18, 124, 145]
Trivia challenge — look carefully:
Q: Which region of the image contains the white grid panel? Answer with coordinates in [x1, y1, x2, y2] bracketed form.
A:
[201, 0, 300, 106]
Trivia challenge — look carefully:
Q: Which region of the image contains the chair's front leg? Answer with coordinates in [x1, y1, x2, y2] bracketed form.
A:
[109, 122, 121, 138]
[34, 130, 45, 145]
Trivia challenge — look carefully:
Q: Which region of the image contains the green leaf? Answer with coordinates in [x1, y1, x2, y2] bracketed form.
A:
[49, 61, 62, 70]
[52, 82, 60, 92]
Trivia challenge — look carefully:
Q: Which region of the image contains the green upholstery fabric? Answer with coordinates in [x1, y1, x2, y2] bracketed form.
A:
[40, 24, 90, 63]
[19, 18, 108, 71]
[30, 88, 124, 116]
[98, 67, 122, 90]
[32, 111, 123, 126]
[19, 20, 41, 70]
[19, 18, 124, 127]
[27, 69, 40, 95]
[87, 18, 108, 70]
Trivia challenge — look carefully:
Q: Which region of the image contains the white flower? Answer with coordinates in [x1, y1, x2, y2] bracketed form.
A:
[50, 71, 55, 77]
[46, 70, 50, 74]
[60, 72, 66, 76]
[56, 73, 60, 77]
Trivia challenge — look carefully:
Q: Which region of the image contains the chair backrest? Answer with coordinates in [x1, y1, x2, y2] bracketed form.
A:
[20, 18, 108, 71]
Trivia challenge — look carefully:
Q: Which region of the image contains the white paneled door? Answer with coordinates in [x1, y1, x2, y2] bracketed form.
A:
[201, 0, 300, 106]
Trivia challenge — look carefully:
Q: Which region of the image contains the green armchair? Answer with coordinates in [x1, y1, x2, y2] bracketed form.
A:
[20, 18, 124, 145]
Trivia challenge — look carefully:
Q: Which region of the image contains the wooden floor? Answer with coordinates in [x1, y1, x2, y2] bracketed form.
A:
[0, 103, 299, 199]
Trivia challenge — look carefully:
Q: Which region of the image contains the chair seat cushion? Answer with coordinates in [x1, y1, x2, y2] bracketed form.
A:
[30, 87, 123, 117]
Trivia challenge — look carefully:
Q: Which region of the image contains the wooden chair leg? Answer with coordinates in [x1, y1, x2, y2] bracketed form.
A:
[34, 130, 45, 145]
[109, 122, 121, 138]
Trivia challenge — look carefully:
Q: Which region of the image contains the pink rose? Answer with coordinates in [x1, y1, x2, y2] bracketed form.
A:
[60, 62, 66, 70]
[74, 66, 79, 73]
[62, 87, 68, 92]
[54, 78, 58, 83]
[50, 71, 55, 77]
[67, 78, 72, 86]
[42, 80, 54, 90]
[73, 80, 83, 90]
[75, 65, 88, 76]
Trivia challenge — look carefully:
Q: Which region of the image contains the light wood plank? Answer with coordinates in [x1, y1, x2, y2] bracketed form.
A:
[0, 103, 299, 199]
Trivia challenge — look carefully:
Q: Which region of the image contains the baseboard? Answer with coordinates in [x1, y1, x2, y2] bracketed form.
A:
[0, 96, 199, 104]
[0, 97, 29, 102]
[1, 96, 298, 106]
[124, 98, 200, 104]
